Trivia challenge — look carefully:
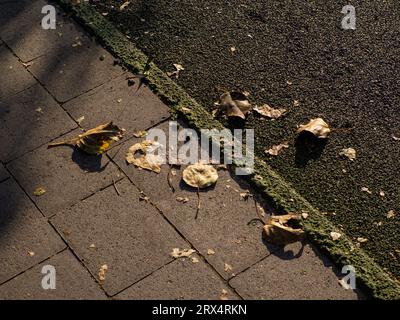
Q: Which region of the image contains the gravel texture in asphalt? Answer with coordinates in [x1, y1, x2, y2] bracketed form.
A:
[91, 0, 400, 279]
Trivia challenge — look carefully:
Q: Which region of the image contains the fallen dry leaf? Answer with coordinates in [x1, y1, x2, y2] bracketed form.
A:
[182, 163, 218, 189]
[133, 130, 147, 138]
[379, 191, 385, 197]
[330, 232, 342, 241]
[98, 264, 108, 282]
[297, 118, 331, 139]
[171, 248, 196, 258]
[265, 142, 289, 156]
[387, 210, 396, 219]
[216, 91, 252, 119]
[220, 289, 229, 300]
[167, 63, 184, 79]
[119, 1, 130, 10]
[253, 104, 286, 120]
[33, 187, 46, 197]
[301, 212, 309, 219]
[339, 148, 356, 161]
[191, 257, 199, 263]
[357, 237, 368, 243]
[224, 263, 233, 272]
[75, 116, 85, 125]
[392, 134, 400, 141]
[27, 251, 35, 257]
[361, 187, 372, 194]
[263, 214, 305, 246]
[293, 100, 300, 107]
[89, 244, 96, 249]
[126, 140, 163, 173]
[48, 122, 125, 155]
[176, 196, 189, 203]
[207, 249, 216, 255]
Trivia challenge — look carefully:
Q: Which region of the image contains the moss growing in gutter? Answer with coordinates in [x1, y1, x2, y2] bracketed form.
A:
[57, 0, 400, 299]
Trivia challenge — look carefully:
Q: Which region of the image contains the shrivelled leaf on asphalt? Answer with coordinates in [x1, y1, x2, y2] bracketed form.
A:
[265, 142, 289, 156]
[167, 64, 184, 79]
[216, 91, 252, 119]
[263, 214, 305, 246]
[126, 140, 163, 173]
[171, 248, 196, 258]
[253, 104, 286, 120]
[340, 147, 356, 161]
[387, 210, 396, 219]
[119, 1, 130, 11]
[48, 122, 125, 155]
[182, 163, 218, 189]
[133, 130, 147, 138]
[297, 118, 331, 139]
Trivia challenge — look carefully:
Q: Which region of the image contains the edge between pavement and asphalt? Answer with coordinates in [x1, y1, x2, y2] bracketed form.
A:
[57, 0, 400, 299]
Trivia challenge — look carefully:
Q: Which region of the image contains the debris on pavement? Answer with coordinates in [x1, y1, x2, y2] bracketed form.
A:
[126, 140, 163, 173]
[133, 130, 147, 138]
[361, 187, 372, 195]
[215, 91, 252, 120]
[98, 264, 108, 282]
[220, 289, 229, 300]
[340, 148, 356, 161]
[387, 210, 396, 219]
[297, 118, 331, 139]
[265, 142, 289, 156]
[48, 122, 125, 155]
[33, 187, 46, 197]
[171, 248, 196, 259]
[330, 232, 342, 241]
[182, 163, 218, 189]
[224, 263, 233, 272]
[207, 249, 216, 255]
[253, 104, 286, 120]
[263, 214, 305, 246]
[167, 64, 184, 79]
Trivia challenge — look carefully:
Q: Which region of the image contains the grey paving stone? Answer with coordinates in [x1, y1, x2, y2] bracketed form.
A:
[229, 242, 362, 300]
[7, 129, 120, 217]
[0, 0, 86, 62]
[64, 74, 170, 136]
[0, 249, 107, 300]
[116, 254, 240, 300]
[50, 179, 187, 296]
[0, 178, 65, 284]
[28, 36, 125, 103]
[0, 45, 36, 101]
[0, 84, 77, 163]
[109, 121, 276, 280]
[0, 164, 9, 182]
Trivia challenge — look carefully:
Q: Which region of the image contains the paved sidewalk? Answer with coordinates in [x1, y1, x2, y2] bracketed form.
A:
[0, 0, 361, 299]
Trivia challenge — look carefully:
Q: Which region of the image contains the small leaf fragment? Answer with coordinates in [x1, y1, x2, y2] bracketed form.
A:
[220, 289, 229, 300]
[265, 142, 289, 156]
[98, 264, 108, 282]
[216, 92, 252, 119]
[224, 263, 233, 272]
[330, 232, 342, 241]
[207, 249, 215, 255]
[357, 237, 368, 243]
[339, 148, 356, 161]
[253, 104, 286, 120]
[176, 196, 189, 203]
[171, 248, 196, 258]
[33, 187, 46, 197]
[133, 130, 147, 138]
[387, 210, 396, 219]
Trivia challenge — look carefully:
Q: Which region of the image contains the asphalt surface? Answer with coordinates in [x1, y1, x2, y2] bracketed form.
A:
[91, 0, 400, 279]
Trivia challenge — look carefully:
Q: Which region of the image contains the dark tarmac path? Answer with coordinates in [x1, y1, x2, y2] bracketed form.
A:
[92, 0, 400, 279]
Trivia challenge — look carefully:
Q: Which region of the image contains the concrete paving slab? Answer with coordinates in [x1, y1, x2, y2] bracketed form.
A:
[109, 121, 276, 280]
[0, 45, 36, 101]
[0, 0, 87, 62]
[0, 178, 65, 284]
[0, 249, 107, 300]
[28, 37, 125, 103]
[116, 254, 239, 300]
[63, 73, 170, 137]
[50, 179, 187, 296]
[7, 129, 120, 217]
[0, 84, 77, 163]
[229, 242, 361, 300]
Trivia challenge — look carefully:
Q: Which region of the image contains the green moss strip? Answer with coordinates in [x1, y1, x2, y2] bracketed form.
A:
[57, 0, 400, 299]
